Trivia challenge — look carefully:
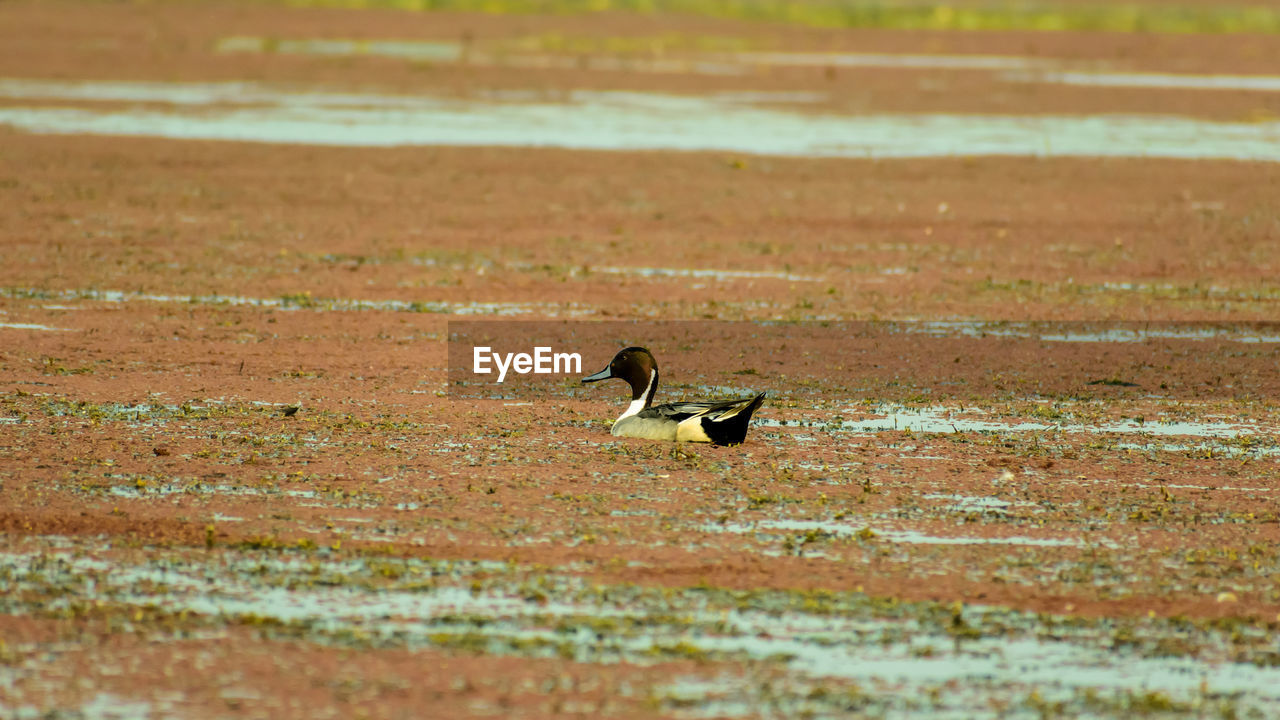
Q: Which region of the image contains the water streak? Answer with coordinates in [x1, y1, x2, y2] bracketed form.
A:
[3, 79, 1279, 160]
[765, 406, 1276, 440]
[1007, 70, 1280, 93]
[1, 287, 583, 316]
[0, 322, 72, 331]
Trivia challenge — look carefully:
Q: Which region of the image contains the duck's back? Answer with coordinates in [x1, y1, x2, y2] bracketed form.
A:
[611, 394, 766, 445]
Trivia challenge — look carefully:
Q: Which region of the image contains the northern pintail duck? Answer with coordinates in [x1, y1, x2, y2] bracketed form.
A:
[582, 347, 766, 445]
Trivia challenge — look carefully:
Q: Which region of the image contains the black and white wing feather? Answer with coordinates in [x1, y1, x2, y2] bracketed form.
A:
[638, 397, 756, 423]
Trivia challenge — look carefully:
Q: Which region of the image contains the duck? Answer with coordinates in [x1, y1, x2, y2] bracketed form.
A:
[582, 346, 766, 445]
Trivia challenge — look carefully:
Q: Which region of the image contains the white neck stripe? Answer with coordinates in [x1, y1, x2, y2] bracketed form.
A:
[617, 369, 656, 422]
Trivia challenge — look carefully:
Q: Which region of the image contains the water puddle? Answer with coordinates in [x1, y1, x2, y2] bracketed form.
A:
[0, 322, 72, 331]
[911, 321, 1280, 343]
[594, 266, 821, 283]
[663, 635, 1280, 718]
[1038, 329, 1280, 343]
[1116, 441, 1280, 458]
[765, 406, 1276, 440]
[74, 694, 154, 720]
[105, 483, 319, 501]
[503, 261, 824, 283]
[706, 518, 1089, 548]
[7, 543, 1279, 717]
[1007, 70, 1280, 93]
[1, 287, 586, 316]
[3, 79, 1279, 160]
[874, 529, 1084, 547]
[921, 493, 1039, 514]
[1072, 477, 1277, 494]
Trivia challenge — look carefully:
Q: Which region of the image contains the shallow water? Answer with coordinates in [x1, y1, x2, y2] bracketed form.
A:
[6, 543, 1280, 717]
[3, 79, 1280, 160]
[912, 321, 1280, 343]
[0, 322, 71, 331]
[1039, 328, 1280, 343]
[594, 266, 821, 282]
[705, 519, 1088, 548]
[106, 483, 319, 501]
[768, 406, 1277, 441]
[1, 286, 583, 316]
[1007, 70, 1280, 92]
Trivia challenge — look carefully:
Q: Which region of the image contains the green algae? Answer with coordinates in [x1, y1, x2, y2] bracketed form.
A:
[241, 0, 1280, 35]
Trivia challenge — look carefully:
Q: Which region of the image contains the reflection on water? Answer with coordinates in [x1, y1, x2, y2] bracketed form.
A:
[2, 79, 1279, 159]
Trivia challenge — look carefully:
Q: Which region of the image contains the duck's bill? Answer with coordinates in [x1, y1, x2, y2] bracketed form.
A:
[581, 366, 613, 384]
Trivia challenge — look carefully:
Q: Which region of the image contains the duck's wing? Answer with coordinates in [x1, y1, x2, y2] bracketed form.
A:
[636, 401, 723, 423]
[638, 394, 765, 424]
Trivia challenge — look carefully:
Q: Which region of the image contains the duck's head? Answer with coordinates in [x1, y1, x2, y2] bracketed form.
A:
[582, 346, 659, 406]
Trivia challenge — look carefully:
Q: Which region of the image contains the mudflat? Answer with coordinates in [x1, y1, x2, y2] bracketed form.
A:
[2, 1, 1279, 717]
